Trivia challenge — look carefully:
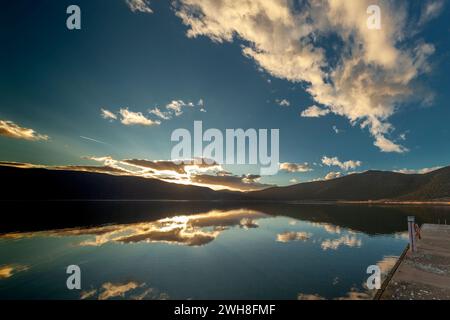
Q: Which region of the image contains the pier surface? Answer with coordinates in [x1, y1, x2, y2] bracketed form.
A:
[379, 224, 450, 300]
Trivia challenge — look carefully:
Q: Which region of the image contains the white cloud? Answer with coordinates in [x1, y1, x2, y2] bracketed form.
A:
[395, 166, 442, 175]
[119, 108, 160, 126]
[280, 162, 313, 173]
[322, 156, 362, 171]
[174, 0, 440, 153]
[125, 0, 153, 13]
[100, 108, 117, 121]
[301, 105, 330, 118]
[324, 171, 341, 180]
[373, 133, 409, 153]
[0, 120, 48, 141]
[276, 99, 290, 107]
[165, 100, 193, 116]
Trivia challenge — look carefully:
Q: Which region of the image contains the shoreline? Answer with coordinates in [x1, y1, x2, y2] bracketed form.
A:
[338, 200, 450, 206]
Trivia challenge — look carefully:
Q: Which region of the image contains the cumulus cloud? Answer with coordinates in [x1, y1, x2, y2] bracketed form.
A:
[324, 171, 342, 180]
[125, 0, 153, 13]
[119, 108, 160, 126]
[0, 120, 48, 141]
[165, 100, 194, 116]
[301, 105, 330, 118]
[322, 156, 362, 171]
[174, 0, 440, 153]
[279, 162, 313, 173]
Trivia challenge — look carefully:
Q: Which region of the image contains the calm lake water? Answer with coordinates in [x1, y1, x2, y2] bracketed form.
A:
[1, 202, 450, 300]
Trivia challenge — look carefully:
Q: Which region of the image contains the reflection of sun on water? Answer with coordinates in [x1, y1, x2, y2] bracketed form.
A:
[0, 209, 268, 247]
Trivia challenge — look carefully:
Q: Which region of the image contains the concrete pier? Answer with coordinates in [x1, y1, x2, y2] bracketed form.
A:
[378, 224, 450, 300]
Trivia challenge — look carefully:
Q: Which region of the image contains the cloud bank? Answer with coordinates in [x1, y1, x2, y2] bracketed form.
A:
[173, 0, 441, 153]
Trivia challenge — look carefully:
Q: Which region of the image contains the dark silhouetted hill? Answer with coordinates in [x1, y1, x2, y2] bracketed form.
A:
[1, 165, 449, 201]
[0, 166, 243, 201]
[248, 166, 450, 201]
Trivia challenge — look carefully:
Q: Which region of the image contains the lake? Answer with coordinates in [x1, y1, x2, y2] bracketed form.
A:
[1, 202, 450, 300]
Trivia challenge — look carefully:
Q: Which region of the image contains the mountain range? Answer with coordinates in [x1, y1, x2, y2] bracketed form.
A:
[1, 164, 449, 202]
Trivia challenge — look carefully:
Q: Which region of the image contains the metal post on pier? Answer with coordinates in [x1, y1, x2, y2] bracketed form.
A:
[408, 216, 416, 252]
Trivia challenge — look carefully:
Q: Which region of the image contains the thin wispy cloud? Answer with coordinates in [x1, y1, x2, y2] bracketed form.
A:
[279, 162, 313, 173]
[149, 107, 171, 120]
[395, 166, 442, 174]
[419, 0, 445, 26]
[101, 108, 117, 121]
[0, 120, 48, 141]
[80, 136, 109, 145]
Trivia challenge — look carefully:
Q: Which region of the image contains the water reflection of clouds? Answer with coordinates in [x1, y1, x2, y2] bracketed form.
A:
[0, 264, 29, 279]
[80, 282, 169, 300]
[310, 222, 342, 235]
[308, 222, 363, 251]
[320, 235, 362, 251]
[0, 209, 267, 247]
[297, 255, 400, 300]
[277, 221, 363, 250]
[276, 232, 312, 243]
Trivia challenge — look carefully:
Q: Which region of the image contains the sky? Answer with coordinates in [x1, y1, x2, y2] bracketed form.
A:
[1, 0, 450, 191]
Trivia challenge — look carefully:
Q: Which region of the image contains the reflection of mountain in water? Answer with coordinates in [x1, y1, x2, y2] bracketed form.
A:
[1, 209, 268, 247]
[2, 201, 450, 236]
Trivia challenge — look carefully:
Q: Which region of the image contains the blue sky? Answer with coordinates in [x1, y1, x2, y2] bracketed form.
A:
[1, 0, 450, 190]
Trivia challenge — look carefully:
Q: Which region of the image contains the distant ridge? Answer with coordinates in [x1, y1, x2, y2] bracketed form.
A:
[0, 165, 243, 201]
[1, 164, 449, 202]
[247, 166, 450, 202]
